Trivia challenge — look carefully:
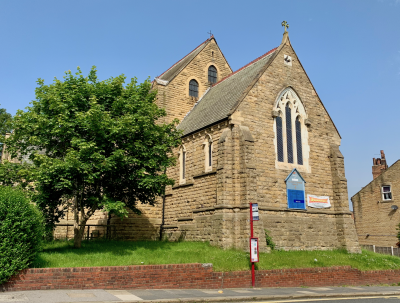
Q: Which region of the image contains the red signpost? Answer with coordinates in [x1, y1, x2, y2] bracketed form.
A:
[249, 203, 259, 287]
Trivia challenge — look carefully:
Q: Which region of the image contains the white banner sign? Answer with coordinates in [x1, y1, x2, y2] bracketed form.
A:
[307, 195, 331, 208]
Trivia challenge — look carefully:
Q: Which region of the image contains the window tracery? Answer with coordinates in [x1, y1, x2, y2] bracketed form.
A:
[273, 88, 310, 172]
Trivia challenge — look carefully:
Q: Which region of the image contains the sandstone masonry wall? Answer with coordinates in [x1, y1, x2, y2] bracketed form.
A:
[352, 161, 400, 246]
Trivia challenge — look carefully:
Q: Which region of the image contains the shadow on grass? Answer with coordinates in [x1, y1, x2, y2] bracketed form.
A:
[33, 239, 185, 268]
[40, 239, 178, 254]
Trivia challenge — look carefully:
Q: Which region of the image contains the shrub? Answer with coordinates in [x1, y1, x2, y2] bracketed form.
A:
[264, 229, 276, 250]
[0, 187, 44, 284]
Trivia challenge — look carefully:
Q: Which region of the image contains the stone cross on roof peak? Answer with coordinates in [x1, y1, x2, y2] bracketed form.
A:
[281, 21, 289, 33]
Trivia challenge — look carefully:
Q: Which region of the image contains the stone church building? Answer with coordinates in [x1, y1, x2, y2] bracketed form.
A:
[52, 29, 360, 253]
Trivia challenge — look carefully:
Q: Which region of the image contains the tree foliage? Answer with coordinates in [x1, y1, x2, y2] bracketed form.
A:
[0, 105, 12, 158]
[0, 161, 35, 192]
[5, 67, 181, 247]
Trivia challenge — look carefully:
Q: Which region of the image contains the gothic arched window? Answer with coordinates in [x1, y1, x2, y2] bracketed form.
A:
[286, 103, 293, 164]
[273, 88, 309, 171]
[189, 79, 198, 98]
[208, 65, 217, 84]
[296, 116, 303, 165]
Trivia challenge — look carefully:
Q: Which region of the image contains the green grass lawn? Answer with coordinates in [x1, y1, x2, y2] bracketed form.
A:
[32, 240, 400, 272]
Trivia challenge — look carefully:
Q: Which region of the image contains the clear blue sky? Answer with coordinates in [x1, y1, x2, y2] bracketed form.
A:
[1, 0, 399, 210]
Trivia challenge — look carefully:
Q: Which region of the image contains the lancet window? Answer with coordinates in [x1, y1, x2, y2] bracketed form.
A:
[273, 88, 309, 170]
[203, 135, 213, 172]
[179, 145, 187, 183]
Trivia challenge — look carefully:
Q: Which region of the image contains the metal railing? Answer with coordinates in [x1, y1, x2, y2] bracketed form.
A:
[54, 224, 117, 240]
[362, 244, 400, 257]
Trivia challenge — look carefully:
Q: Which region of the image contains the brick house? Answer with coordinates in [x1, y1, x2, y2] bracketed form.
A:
[352, 151, 400, 246]
[53, 30, 360, 253]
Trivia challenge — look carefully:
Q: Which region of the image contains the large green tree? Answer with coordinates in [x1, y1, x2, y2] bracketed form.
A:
[6, 67, 181, 248]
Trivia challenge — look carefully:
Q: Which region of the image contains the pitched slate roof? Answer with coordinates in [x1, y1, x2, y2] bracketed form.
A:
[156, 38, 212, 84]
[178, 47, 277, 136]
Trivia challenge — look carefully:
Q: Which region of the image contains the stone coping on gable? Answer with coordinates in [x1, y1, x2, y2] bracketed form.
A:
[3, 264, 400, 292]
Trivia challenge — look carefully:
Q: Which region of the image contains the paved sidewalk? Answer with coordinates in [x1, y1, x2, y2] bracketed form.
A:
[2, 286, 400, 303]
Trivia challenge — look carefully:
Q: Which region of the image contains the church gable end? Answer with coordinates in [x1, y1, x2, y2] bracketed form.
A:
[217, 32, 360, 252]
[153, 37, 232, 124]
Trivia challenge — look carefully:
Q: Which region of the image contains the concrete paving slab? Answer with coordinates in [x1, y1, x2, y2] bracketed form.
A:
[106, 291, 143, 301]
[68, 294, 96, 298]
[230, 289, 253, 293]
[0, 294, 28, 302]
[309, 287, 333, 291]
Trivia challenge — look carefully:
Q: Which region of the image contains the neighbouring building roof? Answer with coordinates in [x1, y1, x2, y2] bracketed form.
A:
[351, 159, 400, 199]
[155, 38, 212, 84]
[178, 47, 277, 136]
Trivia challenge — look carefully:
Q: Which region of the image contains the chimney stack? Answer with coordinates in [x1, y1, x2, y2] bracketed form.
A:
[372, 150, 388, 179]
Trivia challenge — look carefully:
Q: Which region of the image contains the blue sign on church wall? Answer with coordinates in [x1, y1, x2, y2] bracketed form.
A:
[285, 169, 306, 210]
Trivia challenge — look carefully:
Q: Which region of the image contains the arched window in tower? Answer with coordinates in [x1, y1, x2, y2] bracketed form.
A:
[296, 116, 303, 165]
[189, 79, 199, 98]
[208, 65, 217, 84]
[286, 103, 293, 164]
[276, 115, 284, 162]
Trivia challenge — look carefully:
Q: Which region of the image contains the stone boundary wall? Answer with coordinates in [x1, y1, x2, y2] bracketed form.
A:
[2, 264, 400, 291]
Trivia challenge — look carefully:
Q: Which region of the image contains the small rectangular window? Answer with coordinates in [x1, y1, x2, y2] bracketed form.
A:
[382, 185, 392, 201]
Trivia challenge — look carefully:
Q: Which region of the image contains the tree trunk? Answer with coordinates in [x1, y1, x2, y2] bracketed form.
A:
[73, 196, 80, 248]
[74, 223, 87, 248]
[73, 195, 88, 248]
